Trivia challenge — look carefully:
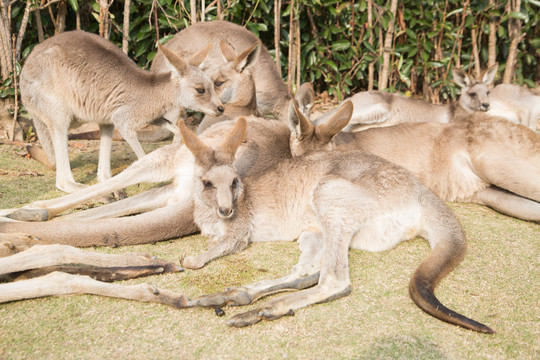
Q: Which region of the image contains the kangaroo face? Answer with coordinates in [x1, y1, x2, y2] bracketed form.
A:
[452, 64, 497, 113]
[177, 68, 224, 116]
[196, 165, 243, 219]
[209, 62, 256, 107]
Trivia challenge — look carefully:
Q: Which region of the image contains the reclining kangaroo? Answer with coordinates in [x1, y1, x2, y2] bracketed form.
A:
[20, 30, 224, 193]
[177, 113, 493, 333]
[150, 20, 294, 122]
[314, 64, 498, 131]
[293, 104, 540, 223]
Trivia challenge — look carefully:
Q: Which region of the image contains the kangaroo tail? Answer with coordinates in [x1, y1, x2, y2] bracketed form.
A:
[0, 201, 197, 247]
[410, 193, 495, 334]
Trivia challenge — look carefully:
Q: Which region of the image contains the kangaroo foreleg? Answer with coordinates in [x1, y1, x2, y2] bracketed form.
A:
[0, 271, 194, 307]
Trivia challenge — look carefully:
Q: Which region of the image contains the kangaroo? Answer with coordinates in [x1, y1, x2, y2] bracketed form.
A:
[291, 102, 540, 223]
[20, 30, 224, 193]
[150, 20, 292, 122]
[178, 114, 493, 333]
[314, 64, 498, 131]
[0, 234, 191, 307]
[487, 83, 540, 131]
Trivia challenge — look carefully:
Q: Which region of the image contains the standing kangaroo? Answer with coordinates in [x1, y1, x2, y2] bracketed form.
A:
[314, 64, 498, 131]
[20, 30, 224, 193]
[151, 20, 292, 121]
[178, 115, 493, 333]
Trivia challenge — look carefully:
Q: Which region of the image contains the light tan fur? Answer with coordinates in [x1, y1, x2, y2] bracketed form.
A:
[487, 83, 540, 130]
[150, 20, 292, 121]
[180, 116, 493, 333]
[291, 102, 540, 223]
[314, 64, 498, 131]
[20, 30, 224, 193]
[0, 234, 191, 306]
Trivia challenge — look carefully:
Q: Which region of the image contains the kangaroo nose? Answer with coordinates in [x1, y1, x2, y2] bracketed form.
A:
[218, 206, 233, 218]
[481, 103, 490, 111]
[218, 105, 224, 113]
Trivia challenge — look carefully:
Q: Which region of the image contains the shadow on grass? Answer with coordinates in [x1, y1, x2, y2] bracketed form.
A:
[359, 334, 447, 360]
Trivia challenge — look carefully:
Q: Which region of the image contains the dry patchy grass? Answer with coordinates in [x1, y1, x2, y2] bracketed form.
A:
[0, 139, 539, 360]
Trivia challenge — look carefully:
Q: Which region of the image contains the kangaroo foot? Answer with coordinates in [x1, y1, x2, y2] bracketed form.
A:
[194, 287, 253, 307]
[6, 208, 50, 222]
[226, 307, 295, 328]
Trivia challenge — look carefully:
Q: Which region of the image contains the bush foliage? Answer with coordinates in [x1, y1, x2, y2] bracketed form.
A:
[4, 0, 540, 102]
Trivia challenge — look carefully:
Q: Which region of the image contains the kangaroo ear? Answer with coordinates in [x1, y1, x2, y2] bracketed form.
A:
[219, 39, 238, 62]
[288, 99, 314, 138]
[481, 63, 498, 85]
[179, 120, 214, 166]
[158, 42, 188, 76]
[295, 82, 315, 119]
[233, 42, 260, 73]
[218, 117, 247, 162]
[316, 101, 353, 143]
[189, 43, 212, 67]
[452, 67, 471, 88]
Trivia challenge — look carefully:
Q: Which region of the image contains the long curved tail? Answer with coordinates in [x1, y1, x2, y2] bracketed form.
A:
[0, 201, 197, 247]
[410, 198, 494, 334]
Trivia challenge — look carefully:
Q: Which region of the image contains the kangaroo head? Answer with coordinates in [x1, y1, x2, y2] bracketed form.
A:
[452, 63, 498, 113]
[204, 40, 260, 110]
[288, 100, 353, 157]
[179, 117, 247, 219]
[158, 42, 224, 117]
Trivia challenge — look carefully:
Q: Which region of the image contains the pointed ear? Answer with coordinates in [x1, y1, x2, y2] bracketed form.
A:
[179, 120, 214, 166]
[218, 117, 247, 162]
[315, 101, 353, 142]
[158, 42, 188, 76]
[219, 39, 238, 62]
[295, 82, 315, 118]
[189, 43, 212, 67]
[452, 67, 471, 88]
[233, 41, 261, 73]
[288, 99, 314, 138]
[481, 63, 498, 85]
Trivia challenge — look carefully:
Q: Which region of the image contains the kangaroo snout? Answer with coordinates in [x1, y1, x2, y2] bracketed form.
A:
[218, 206, 234, 219]
[481, 103, 490, 111]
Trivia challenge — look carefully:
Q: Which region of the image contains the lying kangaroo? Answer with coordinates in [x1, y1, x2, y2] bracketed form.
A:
[292, 102, 540, 223]
[178, 114, 493, 333]
[314, 64, 498, 131]
[0, 234, 191, 306]
[151, 20, 292, 121]
[20, 30, 224, 193]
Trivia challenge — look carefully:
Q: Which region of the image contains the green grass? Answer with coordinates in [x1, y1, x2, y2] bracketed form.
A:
[0, 139, 539, 360]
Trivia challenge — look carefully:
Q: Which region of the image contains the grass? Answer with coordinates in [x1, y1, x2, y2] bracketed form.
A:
[0, 138, 539, 360]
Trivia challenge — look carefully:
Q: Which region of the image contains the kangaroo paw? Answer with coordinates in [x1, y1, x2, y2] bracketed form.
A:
[226, 306, 294, 327]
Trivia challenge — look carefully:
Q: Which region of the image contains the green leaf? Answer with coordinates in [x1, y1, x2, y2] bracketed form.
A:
[332, 40, 351, 51]
[68, 0, 78, 12]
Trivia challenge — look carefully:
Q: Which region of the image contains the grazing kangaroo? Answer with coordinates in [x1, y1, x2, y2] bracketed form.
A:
[0, 234, 192, 307]
[20, 30, 224, 193]
[487, 83, 540, 131]
[314, 64, 498, 131]
[179, 115, 493, 333]
[291, 102, 540, 223]
[151, 20, 292, 121]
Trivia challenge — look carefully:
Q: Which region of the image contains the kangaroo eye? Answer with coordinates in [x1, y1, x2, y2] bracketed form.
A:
[202, 180, 213, 189]
[196, 88, 205, 94]
[469, 92, 476, 97]
[214, 81, 224, 87]
[231, 178, 239, 190]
